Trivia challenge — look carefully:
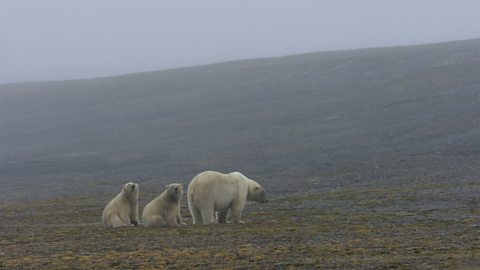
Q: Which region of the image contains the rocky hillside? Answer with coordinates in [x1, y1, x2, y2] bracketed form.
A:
[1, 39, 479, 200]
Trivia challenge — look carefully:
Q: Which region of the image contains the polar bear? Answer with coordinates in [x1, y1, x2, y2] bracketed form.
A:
[102, 182, 139, 228]
[187, 171, 268, 225]
[142, 183, 185, 227]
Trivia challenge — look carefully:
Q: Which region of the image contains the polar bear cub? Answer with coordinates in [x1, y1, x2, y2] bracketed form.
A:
[102, 182, 139, 228]
[187, 171, 268, 225]
[142, 183, 185, 227]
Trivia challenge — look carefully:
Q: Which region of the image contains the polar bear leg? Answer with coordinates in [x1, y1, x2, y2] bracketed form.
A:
[200, 206, 215, 225]
[144, 215, 167, 227]
[129, 206, 139, 226]
[109, 214, 130, 228]
[230, 201, 246, 224]
[217, 208, 230, 224]
[192, 198, 216, 225]
[176, 209, 185, 226]
[190, 204, 202, 225]
[166, 213, 179, 226]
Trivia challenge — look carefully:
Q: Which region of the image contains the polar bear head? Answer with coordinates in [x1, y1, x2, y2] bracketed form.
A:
[165, 183, 183, 202]
[247, 182, 268, 203]
[123, 182, 139, 197]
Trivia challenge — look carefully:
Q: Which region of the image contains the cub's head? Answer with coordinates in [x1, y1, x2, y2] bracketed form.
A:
[248, 183, 268, 203]
[123, 182, 139, 196]
[166, 183, 183, 201]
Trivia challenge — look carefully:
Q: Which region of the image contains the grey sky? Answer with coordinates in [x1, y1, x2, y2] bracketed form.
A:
[1, 0, 479, 84]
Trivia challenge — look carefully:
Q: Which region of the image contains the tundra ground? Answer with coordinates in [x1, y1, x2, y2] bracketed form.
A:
[1, 181, 479, 269]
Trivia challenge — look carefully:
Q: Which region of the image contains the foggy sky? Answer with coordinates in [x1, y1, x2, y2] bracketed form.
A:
[1, 0, 480, 84]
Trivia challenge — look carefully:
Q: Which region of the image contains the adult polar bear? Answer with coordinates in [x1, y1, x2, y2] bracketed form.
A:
[102, 182, 139, 228]
[187, 171, 268, 225]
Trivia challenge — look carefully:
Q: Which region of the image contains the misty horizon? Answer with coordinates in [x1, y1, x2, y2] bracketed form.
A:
[1, 37, 479, 86]
[1, 0, 480, 84]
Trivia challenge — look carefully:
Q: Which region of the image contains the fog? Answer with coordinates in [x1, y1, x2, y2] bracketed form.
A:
[1, 0, 479, 84]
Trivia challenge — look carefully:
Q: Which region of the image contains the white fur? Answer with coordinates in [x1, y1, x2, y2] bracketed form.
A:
[187, 171, 267, 225]
[142, 183, 185, 227]
[102, 182, 139, 228]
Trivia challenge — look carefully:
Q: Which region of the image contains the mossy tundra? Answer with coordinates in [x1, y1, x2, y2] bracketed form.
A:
[1, 181, 478, 269]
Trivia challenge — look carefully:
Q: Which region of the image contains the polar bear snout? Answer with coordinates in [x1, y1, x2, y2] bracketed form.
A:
[259, 190, 268, 203]
[124, 182, 137, 193]
[251, 188, 268, 203]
